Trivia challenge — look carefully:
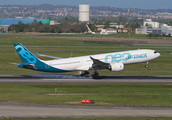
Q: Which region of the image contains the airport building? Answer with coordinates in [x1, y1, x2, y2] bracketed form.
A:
[110, 23, 124, 29]
[50, 20, 59, 25]
[143, 19, 159, 28]
[135, 19, 172, 35]
[100, 28, 117, 35]
[135, 26, 153, 34]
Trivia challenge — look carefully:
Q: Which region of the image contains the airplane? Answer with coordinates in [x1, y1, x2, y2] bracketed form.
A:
[12, 43, 160, 76]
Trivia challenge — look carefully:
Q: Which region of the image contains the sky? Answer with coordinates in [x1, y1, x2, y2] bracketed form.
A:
[1, 0, 172, 9]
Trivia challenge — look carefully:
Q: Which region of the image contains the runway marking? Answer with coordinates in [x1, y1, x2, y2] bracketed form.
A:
[42, 79, 91, 80]
[48, 94, 91, 95]
[0, 94, 92, 97]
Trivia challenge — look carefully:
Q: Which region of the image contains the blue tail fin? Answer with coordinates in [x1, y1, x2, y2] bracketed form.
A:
[13, 43, 69, 72]
[13, 43, 38, 65]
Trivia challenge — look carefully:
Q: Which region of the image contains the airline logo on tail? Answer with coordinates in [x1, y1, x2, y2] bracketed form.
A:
[15, 44, 37, 64]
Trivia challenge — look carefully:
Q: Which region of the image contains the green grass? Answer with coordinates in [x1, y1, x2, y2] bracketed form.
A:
[39, 33, 148, 39]
[0, 83, 172, 106]
[11, 118, 172, 120]
[0, 38, 119, 46]
[1, 32, 172, 40]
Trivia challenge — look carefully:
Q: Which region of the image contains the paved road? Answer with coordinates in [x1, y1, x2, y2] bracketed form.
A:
[0, 102, 172, 119]
[0, 75, 172, 83]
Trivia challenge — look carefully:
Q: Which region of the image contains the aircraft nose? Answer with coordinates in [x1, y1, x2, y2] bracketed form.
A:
[157, 52, 161, 57]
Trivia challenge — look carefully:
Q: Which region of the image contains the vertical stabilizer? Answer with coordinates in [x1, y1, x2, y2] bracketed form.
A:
[13, 43, 38, 65]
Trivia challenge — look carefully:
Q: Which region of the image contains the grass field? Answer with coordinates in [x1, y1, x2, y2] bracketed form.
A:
[1, 32, 172, 40]
[0, 83, 172, 107]
[2, 118, 172, 120]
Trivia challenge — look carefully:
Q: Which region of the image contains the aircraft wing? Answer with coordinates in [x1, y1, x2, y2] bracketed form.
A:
[35, 52, 64, 59]
[90, 56, 109, 70]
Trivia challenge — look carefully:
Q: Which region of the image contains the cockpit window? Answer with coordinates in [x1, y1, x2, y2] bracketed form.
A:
[154, 51, 157, 53]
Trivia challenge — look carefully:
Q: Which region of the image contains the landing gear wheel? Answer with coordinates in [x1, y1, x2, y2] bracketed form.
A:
[145, 65, 148, 68]
[84, 71, 89, 76]
[81, 71, 89, 76]
[92, 72, 99, 76]
[145, 62, 149, 68]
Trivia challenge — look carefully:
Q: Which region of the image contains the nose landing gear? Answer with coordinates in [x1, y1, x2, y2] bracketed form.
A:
[145, 62, 149, 68]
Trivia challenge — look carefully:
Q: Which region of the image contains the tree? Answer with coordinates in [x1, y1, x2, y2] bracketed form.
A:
[88, 24, 96, 32]
[0, 27, 4, 31]
[119, 16, 128, 23]
[145, 23, 149, 26]
[33, 19, 38, 23]
[60, 21, 71, 33]
[39, 21, 43, 26]
[104, 22, 110, 29]
[149, 24, 152, 29]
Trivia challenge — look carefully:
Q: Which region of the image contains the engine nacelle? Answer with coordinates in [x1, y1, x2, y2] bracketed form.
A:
[108, 63, 124, 72]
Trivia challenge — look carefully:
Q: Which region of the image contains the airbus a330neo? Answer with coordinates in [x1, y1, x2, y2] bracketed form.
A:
[12, 43, 160, 76]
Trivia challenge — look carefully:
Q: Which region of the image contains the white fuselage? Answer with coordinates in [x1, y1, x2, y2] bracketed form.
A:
[43, 49, 160, 71]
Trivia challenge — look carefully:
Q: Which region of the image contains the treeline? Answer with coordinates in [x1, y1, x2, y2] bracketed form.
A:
[8, 20, 87, 33]
[7, 16, 172, 34]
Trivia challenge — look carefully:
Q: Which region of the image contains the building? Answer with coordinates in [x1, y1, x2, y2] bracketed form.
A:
[118, 28, 131, 33]
[79, 4, 89, 22]
[100, 28, 117, 35]
[135, 26, 152, 34]
[123, 28, 131, 33]
[143, 19, 159, 28]
[110, 24, 124, 29]
[50, 20, 59, 25]
[136, 26, 172, 35]
[136, 19, 172, 35]
[96, 25, 104, 31]
[152, 28, 172, 35]
[0, 25, 9, 31]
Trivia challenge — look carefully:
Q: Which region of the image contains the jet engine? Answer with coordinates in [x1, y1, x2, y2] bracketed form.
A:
[108, 63, 124, 72]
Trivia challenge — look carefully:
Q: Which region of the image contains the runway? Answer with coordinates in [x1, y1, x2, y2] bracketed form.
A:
[0, 102, 172, 119]
[0, 75, 172, 83]
[1, 75, 172, 118]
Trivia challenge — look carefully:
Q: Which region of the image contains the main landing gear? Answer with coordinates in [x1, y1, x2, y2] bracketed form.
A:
[81, 71, 89, 76]
[92, 72, 99, 76]
[80, 71, 100, 77]
[145, 62, 149, 68]
[92, 69, 99, 77]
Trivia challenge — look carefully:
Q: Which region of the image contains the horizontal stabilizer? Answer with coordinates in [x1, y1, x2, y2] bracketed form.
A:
[35, 52, 64, 59]
[9, 62, 20, 65]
